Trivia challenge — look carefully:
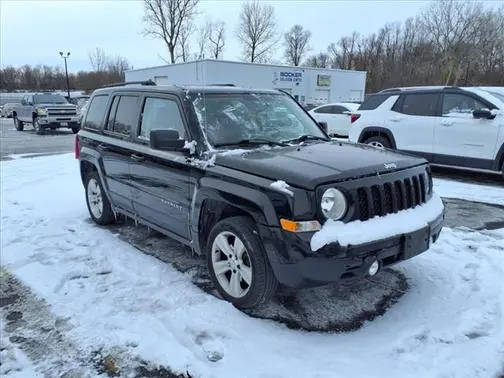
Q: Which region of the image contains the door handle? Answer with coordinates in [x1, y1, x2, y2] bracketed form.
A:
[97, 143, 109, 151]
[130, 154, 145, 162]
[389, 117, 403, 122]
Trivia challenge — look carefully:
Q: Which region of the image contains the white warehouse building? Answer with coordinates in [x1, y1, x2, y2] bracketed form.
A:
[125, 59, 367, 107]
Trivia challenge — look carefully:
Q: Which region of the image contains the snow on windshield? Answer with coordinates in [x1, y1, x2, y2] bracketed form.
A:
[191, 93, 325, 148]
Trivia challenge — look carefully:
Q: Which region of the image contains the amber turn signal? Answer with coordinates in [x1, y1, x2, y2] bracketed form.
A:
[280, 219, 321, 232]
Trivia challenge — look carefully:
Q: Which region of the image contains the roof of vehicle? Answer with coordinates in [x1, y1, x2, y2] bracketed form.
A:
[378, 86, 463, 94]
[310, 102, 360, 111]
[93, 83, 281, 97]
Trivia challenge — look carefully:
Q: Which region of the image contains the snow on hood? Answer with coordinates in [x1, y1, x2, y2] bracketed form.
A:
[311, 193, 444, 251]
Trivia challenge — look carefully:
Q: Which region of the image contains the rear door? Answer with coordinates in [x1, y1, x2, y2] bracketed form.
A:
[99, 93, 140, 213]
[390, 92, 441, 159]
[129, 94, 192, 241]
[433, 92, 499, 168]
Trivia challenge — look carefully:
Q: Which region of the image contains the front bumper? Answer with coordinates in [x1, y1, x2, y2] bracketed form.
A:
[38, 115, 79, 127]
[261, 210, 444, 288]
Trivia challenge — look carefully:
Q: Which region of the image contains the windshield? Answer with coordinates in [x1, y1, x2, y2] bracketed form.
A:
[34, 94, 68, 104]
[191, 93, 327, 148]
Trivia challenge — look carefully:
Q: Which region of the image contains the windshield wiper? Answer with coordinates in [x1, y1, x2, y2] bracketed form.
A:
[282, 135, 328, 144]
[214, 138, 288, 148]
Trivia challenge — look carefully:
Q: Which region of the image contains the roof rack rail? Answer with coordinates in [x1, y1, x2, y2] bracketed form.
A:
[209, 83, 236, 87]
[101, 80, 156, 89]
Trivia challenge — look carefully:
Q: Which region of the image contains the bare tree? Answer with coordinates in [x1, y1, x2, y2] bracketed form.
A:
[143, 0, 199, 64]
[196, 21, 211, 59]
[236, 1, 277, 63]
[88, 48, 108, 72]
[418, 0, 483, 84]
[303, 52, 330, 68]
[284, 25, 311, 66]
[208, 21, 225, 59]
[176, 21, 194, 62]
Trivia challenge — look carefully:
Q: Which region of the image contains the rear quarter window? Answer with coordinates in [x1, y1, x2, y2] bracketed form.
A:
[83, 95, 109, 130]
[358, 94, 392, 110]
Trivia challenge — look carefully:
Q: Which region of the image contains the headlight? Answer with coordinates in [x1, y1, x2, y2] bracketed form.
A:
[321, 188, 347, 220]
[36, 107, 48, 116]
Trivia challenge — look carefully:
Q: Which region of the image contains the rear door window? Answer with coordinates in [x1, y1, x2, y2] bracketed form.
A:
[314, 105, 332, 114]
[397, 93, 439, 116]
[111, 96, 139, 135]
[358, 94, 392, 110]
[139, 97, 185, 140]
[83, 95, 109, 130]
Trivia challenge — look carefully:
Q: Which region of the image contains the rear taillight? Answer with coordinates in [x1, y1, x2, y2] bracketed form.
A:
[75, 135, 80, 159]
[350, 113, 361, 123]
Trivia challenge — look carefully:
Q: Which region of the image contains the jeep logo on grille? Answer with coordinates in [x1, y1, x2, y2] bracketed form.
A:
[384, 162, 397, 169]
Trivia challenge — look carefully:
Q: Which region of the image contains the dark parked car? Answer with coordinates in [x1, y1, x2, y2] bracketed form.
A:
[77, 82, 444, 309]
[13, 93, 79, 134]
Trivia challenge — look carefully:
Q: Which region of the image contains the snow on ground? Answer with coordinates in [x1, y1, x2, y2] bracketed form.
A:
[434, 177, 504, 206]
[1, 154, 504, 377]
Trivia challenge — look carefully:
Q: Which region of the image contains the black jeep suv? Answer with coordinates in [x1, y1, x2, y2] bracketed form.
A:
[77, 82, 444, 309]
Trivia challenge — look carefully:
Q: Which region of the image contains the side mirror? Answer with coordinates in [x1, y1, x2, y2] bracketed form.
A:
[149, 129, 186, 151]
[318, 121, 328, 133]
[473, 109, 493, 119]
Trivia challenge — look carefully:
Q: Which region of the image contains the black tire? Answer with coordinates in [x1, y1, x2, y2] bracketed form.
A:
[33, 117, 44, 135]
[501, 160, 504, 180]
[13, 115, 24, 131]
[85, 171, 115, 225]
[363, 135, 392, 149]
[206, 216, 278, 309]
[71, 126, 80, 134]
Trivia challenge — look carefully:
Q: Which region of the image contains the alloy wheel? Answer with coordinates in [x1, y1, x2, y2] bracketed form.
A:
[211, 231, 252, 298]
[87, 178, 103, 219]
[368, 141, 384, 149]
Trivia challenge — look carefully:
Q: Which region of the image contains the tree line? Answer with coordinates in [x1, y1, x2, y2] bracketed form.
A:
[0, 49, 132, 93]
[2, 0, 502, 93]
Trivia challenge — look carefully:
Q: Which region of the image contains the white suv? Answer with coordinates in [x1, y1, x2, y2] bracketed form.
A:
[348, 87, 504, 178]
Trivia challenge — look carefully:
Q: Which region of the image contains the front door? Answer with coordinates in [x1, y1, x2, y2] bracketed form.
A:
[129, 95, 191, 240]
[100, 94, 140, 213]
[433, 93, 499, 168]
[391, 92, 441, 159]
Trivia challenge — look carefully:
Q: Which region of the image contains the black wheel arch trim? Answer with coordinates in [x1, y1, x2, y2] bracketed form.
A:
[358, 127, 397, 149]
[79, 147, 114, 207]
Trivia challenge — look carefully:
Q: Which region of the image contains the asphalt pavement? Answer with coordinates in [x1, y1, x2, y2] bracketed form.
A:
[0, 118, 75, 160]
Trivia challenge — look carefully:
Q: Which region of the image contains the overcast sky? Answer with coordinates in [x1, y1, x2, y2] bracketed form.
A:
[1, 0, 431, 72]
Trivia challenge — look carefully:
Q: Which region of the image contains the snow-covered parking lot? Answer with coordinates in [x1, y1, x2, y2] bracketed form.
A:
[1, 154, 504, 377]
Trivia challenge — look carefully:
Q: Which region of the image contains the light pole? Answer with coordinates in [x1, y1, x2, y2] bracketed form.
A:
[59, 51, 71, 99]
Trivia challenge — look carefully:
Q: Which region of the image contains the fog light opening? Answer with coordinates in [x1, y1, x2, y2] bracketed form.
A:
[368, 260, 380, 276]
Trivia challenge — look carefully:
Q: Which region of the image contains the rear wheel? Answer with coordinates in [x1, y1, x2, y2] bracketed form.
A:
[14, 115, 24, 131]
[33, 117, 44, 135]
[207, 216, 278, 309]
[363, 135, 391, 149]
[85, 171, 115, 225]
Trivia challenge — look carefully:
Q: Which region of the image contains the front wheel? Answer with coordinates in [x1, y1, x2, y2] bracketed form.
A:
[85, 171, 115, 225]
[14, 115, 24, 131]
[363, 135, 392, 149]
[33, 117, 44, 135]
[207, 216, 278, 309]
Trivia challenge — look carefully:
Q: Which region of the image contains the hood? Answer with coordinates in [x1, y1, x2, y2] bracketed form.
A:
[215, 141, 426, 190]
[36, 103, 76, 108]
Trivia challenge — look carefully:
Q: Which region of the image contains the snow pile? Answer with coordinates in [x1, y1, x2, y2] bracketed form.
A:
[311, 194, 444, 251]
[183, 140, 197, 155]
[1, 154, 504, 378]
[270, 180, 294, 196]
